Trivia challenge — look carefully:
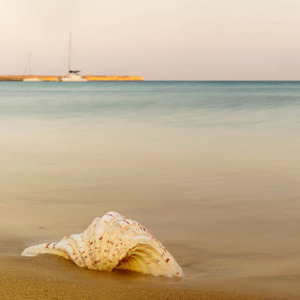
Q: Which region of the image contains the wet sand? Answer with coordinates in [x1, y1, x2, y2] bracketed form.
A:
[1, 178, 300, 299]
[0, 254, 294, 300]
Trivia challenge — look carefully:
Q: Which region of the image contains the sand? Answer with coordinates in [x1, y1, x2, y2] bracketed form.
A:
[0, 255, 288, 300]
[1, 208, 299, 300]
[1, 163, 300, 299]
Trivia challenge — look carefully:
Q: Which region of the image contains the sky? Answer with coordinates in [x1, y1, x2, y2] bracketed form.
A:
[0, 0, 300, 80]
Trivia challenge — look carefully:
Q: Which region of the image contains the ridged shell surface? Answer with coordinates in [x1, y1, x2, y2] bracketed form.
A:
[22, 211, 183, 278]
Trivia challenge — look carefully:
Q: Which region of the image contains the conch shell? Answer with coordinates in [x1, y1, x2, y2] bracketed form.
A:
[22, 211, 183, 278]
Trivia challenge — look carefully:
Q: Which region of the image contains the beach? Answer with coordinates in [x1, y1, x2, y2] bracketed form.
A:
[0, 257, 290, 300]
[2, 242, 299, 300]
[0, 81, 299, 299]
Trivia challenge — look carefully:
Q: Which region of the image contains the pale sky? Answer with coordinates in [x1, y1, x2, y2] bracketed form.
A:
[0, 0, 300, 80]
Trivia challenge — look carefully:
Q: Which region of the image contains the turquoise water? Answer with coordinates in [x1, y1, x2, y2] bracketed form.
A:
[1, 81, 299, 118]
[1, 81, 300, 285]
[1, 80, 299, 203]
[1, 81, 299, 137]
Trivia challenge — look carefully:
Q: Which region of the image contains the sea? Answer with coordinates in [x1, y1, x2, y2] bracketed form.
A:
[0, 81, 300, 292]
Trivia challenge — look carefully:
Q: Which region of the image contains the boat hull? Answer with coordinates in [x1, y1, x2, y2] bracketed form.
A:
[60, 75, 87, 82]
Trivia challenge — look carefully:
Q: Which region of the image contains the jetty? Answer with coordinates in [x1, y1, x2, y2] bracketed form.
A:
[0, 75, 143, 82]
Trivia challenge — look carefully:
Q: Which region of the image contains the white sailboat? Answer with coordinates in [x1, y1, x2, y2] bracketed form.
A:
[23, 53, 42, 82]
[60, 33, 87, 82]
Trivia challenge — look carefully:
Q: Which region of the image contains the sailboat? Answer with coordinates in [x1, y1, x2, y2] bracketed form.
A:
[23, 53, 42, 82]
[60, 33, 87, 82]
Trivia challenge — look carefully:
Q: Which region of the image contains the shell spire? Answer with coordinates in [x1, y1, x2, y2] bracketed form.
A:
[22, 211, 183, 278]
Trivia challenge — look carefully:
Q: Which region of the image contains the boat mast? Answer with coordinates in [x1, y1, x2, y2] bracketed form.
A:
[24, 53, 32, 76]
[28, 53, 32, 76]
[68, 33, 72, 73]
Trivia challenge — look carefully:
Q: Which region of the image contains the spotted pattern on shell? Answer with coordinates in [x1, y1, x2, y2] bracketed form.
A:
[21, 211, 183, 278]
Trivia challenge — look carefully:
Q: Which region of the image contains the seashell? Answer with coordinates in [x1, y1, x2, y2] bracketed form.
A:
[22, 211, 183, 278]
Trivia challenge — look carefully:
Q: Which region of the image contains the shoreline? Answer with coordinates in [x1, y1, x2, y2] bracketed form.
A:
[0, 254, 287, 300]
[0, 75, 144, 82]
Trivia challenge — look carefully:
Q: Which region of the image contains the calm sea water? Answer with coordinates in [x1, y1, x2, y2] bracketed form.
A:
[1, 81, 300, 287]
[1, 81, 300, 120]
[0, 81, 299, 139]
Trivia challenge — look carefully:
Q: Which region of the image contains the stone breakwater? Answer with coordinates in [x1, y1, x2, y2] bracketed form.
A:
[0, 75, 144, 81]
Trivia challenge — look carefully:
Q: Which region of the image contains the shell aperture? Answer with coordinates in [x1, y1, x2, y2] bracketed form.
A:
[22, 211, 183, 278]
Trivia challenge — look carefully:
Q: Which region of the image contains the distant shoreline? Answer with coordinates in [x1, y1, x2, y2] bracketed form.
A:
[0, 75, 144, 82]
